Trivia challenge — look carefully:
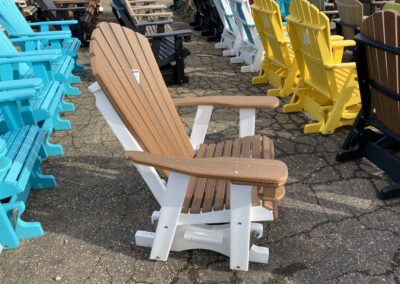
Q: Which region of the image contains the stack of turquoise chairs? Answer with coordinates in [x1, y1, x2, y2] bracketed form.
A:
[0, 0, 82, 250]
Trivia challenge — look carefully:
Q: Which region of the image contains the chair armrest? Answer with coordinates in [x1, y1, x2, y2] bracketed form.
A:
[135, 19, 174, 27]
[125, 151, 288, 187]
[0, 88, 36, 103]
[9, 31, 71, 38]
[11, 34, 72, 43]
[0, 50, 61, 58]
[146, 29, 193, 39]
[325, 62, 356, 70]
[330, 35, 344, 41]
[0, 79, 43, 91]
[331, 40, 356, 48]
[40, 6, 86, 11]
[173, 96, 279, 109]
[29, 20, 78, 27]
[0, 53, 60, 64]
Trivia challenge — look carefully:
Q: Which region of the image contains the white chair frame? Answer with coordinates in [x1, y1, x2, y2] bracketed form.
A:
[89, 81, 274, 271]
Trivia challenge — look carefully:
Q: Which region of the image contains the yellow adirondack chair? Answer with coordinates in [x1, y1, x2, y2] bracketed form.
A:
[251, 0, 299, 97]
[283, 0, 361, 134]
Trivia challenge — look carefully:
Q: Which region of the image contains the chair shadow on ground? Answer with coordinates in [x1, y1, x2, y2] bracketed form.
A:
[19, 148, 392, 273]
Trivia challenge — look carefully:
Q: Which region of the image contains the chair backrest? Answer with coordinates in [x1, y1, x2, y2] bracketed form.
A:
[308, 0, 324, 10]
[356, 10, 400, 134]
[383, 2, 400, 12]
[0, 29, 31, 76]
[251, 0, 291, 69]
[276, 0, 291, 17]
[90, 23, 195, 161]
[286, 0, 337, 98]
[0, 0, 33, 34]
[214, 0, 238, 35]
[230, 0, 258, 47]
[33, 0, 60, 20]
[336, 0, 363, 39]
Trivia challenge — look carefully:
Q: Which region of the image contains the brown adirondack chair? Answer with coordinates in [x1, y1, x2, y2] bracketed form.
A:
[335, 0, 364, 40]
[337, 9, 400, 199]
[89, 22, 288, 271]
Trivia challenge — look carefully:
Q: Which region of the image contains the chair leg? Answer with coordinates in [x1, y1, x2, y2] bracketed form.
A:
[64, 82, 80, 97]
[283, 87, 307, 113]
[377, 184, 400, 200]
[149, 173, 190, 261]
[45, 138, 64, 157]
[31, 161, 56, 190]
[0, 204, 19, 250]
[61, 100, 75, 113]
[53, 113, 72, 131]
[230, 184, 252, 271]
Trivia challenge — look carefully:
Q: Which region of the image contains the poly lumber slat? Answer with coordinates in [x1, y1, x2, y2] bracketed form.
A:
[182, 144, 208, 213]
[202, 141, 224, 213]
[190, 143, 216, 214]
[213, 139, 233, 211]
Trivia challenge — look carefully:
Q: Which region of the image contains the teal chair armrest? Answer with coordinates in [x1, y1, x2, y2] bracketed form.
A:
[0, 79, 43, 91]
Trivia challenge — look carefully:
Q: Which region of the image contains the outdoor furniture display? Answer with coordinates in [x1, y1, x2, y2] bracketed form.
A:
[337, 10, 400, 200]
[89, 22, 288, 271]
[111, 0, 192, 84]
[251, 0, 298, 97]
[283, 0, 361, 134]
[0, 0, 83, 73]
[335, 0, 364, 40]
[229, 0, 264, 72]
[213, 0, 241, 56]
[32, 0, 100, 45]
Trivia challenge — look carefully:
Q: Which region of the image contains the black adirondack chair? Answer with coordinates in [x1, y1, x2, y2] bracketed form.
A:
[32, 0, 97, 45]
[190, 0, 223, 42]
[111, 0, 192, 85]
[336, 10, 400, 200]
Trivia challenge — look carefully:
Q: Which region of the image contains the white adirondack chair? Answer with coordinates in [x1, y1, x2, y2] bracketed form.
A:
[229, 0, 264, 72]
[88, 23, 288, 271]
[213, 0, 242, 57]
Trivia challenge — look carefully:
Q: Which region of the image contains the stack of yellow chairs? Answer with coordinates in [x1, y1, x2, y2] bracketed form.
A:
[253, 0, 361, 134]
[251, 0, 298, 97]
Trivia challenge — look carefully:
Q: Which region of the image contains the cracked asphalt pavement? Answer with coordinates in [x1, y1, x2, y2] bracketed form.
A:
[0, 2, 399, 283]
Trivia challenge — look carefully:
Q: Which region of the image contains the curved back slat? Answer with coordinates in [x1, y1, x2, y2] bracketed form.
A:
[90, 23, 195, 160]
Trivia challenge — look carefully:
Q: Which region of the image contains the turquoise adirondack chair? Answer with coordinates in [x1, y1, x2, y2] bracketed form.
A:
[0, 0, 83, 73]
[0, 120, 56, 249]
[0, 29, 80, 97]
[0, 46, 73, 156]
[277, 0, 290, 18]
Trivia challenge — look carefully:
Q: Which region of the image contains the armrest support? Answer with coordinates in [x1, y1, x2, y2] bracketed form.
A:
[173, 96, 279, 109]
[125, 151, 288, 187]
